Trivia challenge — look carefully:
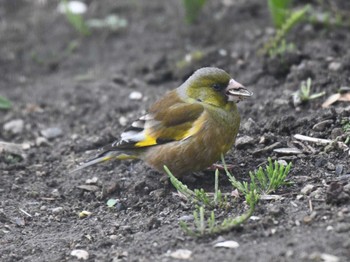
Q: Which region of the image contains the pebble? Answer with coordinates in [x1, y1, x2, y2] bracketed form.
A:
[268, 206, 283, 216]
[214, 240, 240, 249]
[129, 91, 143, 100]
[51, 189, 60, 198]
[326, 162, 336, 171]
[58, 1, 87, 14]
[343, 183, 350, 193]
[310, 188, 323, 199]
[235, 135, 254, 149]
[335, 165, 343, 176]
[35, 137, 49, 147]
[85, 177, 98, 184]
[178, 215, 194, 222]
[167, 249, 192, 260]
[328, 62, 342, 71]
[301, 184, 315, 195]
[118, 116, 128, 126]
[52, 207, 63, 214]
[3, 119, 24, 134]
[70, 249, 89, 260]
[40, 127, 63, 139]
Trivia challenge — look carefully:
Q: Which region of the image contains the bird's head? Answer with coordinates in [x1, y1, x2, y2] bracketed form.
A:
[179, 67, 253, 108]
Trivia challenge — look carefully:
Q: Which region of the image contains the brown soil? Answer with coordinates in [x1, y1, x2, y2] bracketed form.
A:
[1, 1, 350, 261]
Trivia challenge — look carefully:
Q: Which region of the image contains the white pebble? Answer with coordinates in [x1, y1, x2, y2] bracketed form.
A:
[3, 119, 24, 134]
[129, 91, 143, 100]
[58, 1, 87, 14]
[70, 249, 89, 260]
[214, 240, 239, 249]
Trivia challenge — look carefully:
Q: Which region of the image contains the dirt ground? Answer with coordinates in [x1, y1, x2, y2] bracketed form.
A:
[1, 0, 350, 261]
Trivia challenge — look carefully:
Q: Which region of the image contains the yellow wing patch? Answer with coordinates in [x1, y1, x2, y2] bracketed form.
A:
[134, 113, 206, 148]
[135, 135, 157, 147]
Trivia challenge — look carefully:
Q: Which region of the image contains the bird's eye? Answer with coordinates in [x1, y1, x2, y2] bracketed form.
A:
[212, 83, 225, 91]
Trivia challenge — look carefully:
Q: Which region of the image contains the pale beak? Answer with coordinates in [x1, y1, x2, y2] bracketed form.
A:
[226, 79, 253, 102]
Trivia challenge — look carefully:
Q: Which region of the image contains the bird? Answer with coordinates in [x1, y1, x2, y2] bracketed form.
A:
[71, 67, 253, 177]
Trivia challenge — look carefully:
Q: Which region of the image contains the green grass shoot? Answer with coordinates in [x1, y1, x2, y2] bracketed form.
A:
[0, 96, 12, 110]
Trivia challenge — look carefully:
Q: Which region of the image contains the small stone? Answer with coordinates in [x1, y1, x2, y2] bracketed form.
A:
[335, 165, 343, 176]
[178, 215, 194, 222]
[79, 211, 92, 218]
[218, 49, 227, 56]
[320, 253, 340, 262]
[40, 206, 47, 211]
[326, 162, 336, 171]
[70, 249, 89, 260]
[58, 1, 87, 14]
[268, 206, 283, 216]
[109, 235, 118, 240]
[129, 91, 143, 100]
[85, 177, 98, 184]
[343, 183, 350, 194]
[301, 184, 314, 195]
[326, 225, 333, 231]
[214, 240, 239, 249]
[235, 136, 255, 149]
[35, 137, 49, 147]
[310, 188, 323, 199]
[52, 207, 63, 214]
[167, 249, 192, 260]
[3, 119, 24, 134]
[51, 189, 60, 198]
[328, 62, 342, 71]
[40, 127, 63, 139]
[118, 116, 128, 126]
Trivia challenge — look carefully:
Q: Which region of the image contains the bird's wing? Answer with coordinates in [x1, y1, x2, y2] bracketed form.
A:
[106, 92, 205, 151]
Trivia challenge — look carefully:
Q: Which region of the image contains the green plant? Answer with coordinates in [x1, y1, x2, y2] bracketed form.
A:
[0, 96, 12, 110]
[249, 158, 292, 194]
[268, 39, 295, 58]
[260, 5, 309, 56]
[222, 155, 292, 195]
[268, 0, 292, 28]
[341, 117, 350, 145]
[182, 0, 207, 24]
[293, 78, 325, 105]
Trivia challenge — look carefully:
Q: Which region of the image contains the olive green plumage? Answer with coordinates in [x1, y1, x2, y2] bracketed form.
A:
[72, 67, 252, 177]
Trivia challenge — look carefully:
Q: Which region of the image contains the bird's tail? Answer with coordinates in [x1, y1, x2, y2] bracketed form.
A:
[70, 151, 136, 173]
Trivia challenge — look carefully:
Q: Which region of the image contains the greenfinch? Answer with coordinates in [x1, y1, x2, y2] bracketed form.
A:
[72, 67, 252, 177]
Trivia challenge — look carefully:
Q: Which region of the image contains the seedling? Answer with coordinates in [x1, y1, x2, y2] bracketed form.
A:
[293, 78, 325, 106]
[268, 0, 292, 29]
[0, 96, 12, 110]
[260, 5, 309, 56]
[182, 0, 207, 24]
[249, 158, 292, 195]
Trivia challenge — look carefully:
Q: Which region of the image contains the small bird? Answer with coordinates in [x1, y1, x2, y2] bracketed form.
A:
[72, 67, 252, 177]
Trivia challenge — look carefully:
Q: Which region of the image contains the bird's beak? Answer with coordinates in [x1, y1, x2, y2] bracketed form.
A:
[226, 79, 253, 102]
